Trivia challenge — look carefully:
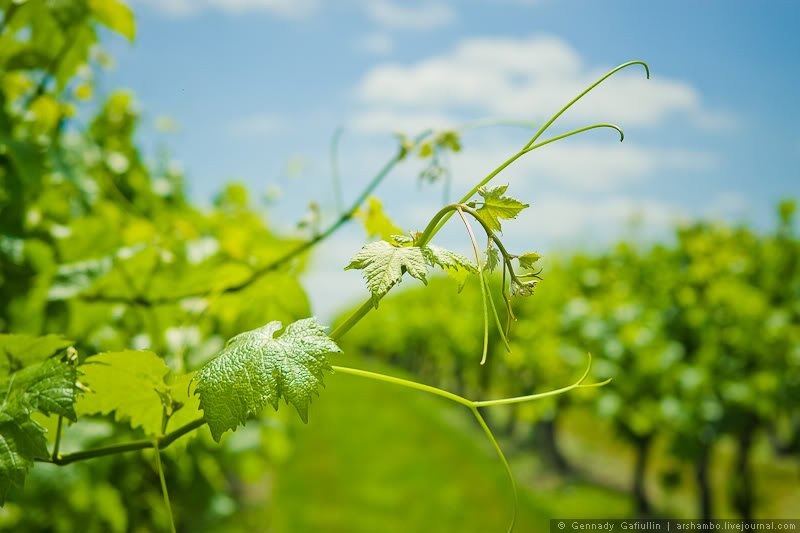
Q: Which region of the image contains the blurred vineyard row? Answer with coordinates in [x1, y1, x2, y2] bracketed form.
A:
[336, 206, 800, 520]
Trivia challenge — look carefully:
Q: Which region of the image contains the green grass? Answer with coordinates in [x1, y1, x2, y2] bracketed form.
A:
[246, 356, 628, 532]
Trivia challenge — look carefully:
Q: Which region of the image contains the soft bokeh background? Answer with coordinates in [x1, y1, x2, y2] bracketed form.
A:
[0, 1, 798, 532]
[107, 0, 799, 320]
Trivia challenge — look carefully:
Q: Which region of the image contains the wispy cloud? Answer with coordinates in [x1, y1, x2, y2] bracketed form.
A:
[365, 0, 455, 30]
[133, 0, 319, 17]
[354, 35, 733, 129]
[444, 142, 719, 192]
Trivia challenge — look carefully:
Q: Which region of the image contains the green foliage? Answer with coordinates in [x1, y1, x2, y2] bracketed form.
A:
[0, 334, 73, 372]
[76, 350, 196, 436]
[355, 196, 403, 240]
[88, 0, 136, 42]
[196, 318, 341, 441]
[471, 185, 529, 233]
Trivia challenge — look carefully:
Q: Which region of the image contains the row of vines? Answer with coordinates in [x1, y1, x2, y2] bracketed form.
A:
[339, 203, 800, 520]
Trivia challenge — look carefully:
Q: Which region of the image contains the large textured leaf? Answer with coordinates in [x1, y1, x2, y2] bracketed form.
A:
[195, 318, 341, 441]
[76, 350, 170, 436]
[7, 359, 78, 421]
[345, 240, 429, 306]
[0, 416, 49, 505]
[474, 184, 529, 232]
[0, 351, 78, 505]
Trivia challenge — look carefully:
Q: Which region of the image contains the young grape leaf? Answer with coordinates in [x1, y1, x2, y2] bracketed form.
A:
[475, 185, 529, 232]
[345, 240, 429, 306]
[484, 245, 501, 273]
[391, 234, 414, 245]
[518, 252, 542, 270]
[423, 244, 477, 275]
[76, 350, 171, 436]
[195, 318, 341, 441]
[355, 197, 403, 240]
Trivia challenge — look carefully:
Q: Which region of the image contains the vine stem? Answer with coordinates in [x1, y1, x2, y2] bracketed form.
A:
[470, 405, 516, 533]
[52, 416, 64, 461]
[80, 129, 434, 307]
[153, 443, 177, 533]
[455, 207, 490, 365]
[332, 360, 607, 533]
[332, 365, 473, 407]
[39, 417, 206, 465]
[336, 61, 650, 346]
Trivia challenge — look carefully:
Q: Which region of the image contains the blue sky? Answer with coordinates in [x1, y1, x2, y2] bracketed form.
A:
[99, 0, 799, 318]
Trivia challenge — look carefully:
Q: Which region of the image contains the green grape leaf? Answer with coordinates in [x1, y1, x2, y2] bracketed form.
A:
[423, 244, 477, 275]
[76, 350, 170, 436]
[355, 197, 403, 240]
[0, 416, 49, 505]
[475, 185, 529, 232]
[0, 352, 77, 505]
[195, 318, 341, 441]
[518, 252, 542, 270]
[89, 0, 136, 41]
[484, 245, 501, 273]
[424, 245, 477, 292]
[0, 334, 72, 374]
[391, 234, 414, 245]
[345, 240, 429, 306]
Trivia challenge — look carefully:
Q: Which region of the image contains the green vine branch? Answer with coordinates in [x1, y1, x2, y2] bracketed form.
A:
[36, 417, 206, 466]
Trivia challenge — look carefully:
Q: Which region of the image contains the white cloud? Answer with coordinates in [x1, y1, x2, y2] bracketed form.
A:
[134, 0, 319, 17]
[366, 0, 454, 30]
[354, 35, 732, 130]
[516, 194, 686, 244]
[227, 114, 284, 138]
[442, 140, 718, 192]
[354, 32, 394, 55]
